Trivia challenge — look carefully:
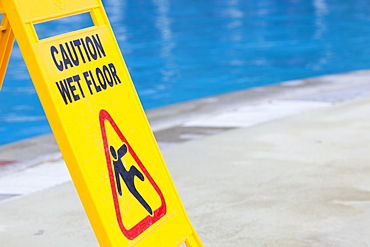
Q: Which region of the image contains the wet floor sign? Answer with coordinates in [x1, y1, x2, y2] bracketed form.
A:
[0, 0, 203, 246]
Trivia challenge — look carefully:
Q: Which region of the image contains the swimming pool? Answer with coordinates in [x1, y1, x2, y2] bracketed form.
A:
[1, 0, 370, 144]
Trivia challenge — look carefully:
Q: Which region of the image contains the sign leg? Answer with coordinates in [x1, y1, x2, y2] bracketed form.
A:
[185, 234, 203, 247]
[0, 13, 14, 89]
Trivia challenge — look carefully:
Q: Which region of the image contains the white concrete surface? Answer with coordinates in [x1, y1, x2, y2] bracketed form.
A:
[167, 96, 370, 246]
[183, 100, 331, 128]
[1, 95, 370, 246]
[0, 159, 70, 195]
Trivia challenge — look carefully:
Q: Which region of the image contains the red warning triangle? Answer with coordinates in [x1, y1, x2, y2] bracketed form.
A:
[99, 109, 166, 240]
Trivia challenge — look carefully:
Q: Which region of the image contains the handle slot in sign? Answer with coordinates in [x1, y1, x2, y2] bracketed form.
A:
[34, 12, 94, 40]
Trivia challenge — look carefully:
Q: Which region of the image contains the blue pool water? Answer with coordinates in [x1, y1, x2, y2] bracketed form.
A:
[1, 0, 370, 144]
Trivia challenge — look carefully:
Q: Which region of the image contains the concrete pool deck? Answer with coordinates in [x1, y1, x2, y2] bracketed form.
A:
[1, 70, 370, 246]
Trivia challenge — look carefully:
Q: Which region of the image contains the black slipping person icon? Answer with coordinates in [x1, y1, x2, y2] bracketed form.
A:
[110, 144, 153, 215]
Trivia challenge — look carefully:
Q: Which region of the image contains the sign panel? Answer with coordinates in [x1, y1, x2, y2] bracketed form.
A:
[2, 0, 202, 246]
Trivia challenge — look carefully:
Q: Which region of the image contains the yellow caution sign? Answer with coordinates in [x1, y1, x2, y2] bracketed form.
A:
[1, 0, 202, 246]
[0, 4, 14, 89]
